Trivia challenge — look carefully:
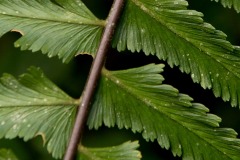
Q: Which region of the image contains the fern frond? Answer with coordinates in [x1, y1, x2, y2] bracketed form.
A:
[113, 0, 240, 107]
[0, 149, 18, 160]
[0, 0, 105, 62]
[0, 67, 79, 159]
[211, 0, 240, 12]
[88, 64, 240, 159]
[78, 141, 141, 160]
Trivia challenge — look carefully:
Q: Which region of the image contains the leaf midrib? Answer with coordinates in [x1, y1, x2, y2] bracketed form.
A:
[0, 99, 79, 108]
[102, 68, 232, 159]
[130, 0, 240, 80]
[0, 13, 106, 27]
[79, 146, 102, 160]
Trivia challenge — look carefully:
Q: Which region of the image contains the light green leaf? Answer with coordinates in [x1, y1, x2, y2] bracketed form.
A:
[78, 141, 141, 160]
[88, 64, 240, 159]
[112, 0, 240, 107]
[0, 149, 18, 160]
[0, 0, 105, 62]
[0, 67, 79, 159]
[211, 0, 240, 13]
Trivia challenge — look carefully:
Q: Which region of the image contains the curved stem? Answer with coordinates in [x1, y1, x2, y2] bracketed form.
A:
[64, 1, 125, 160]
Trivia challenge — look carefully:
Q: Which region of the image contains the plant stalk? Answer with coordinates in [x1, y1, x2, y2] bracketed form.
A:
[64, 1, 125, 160]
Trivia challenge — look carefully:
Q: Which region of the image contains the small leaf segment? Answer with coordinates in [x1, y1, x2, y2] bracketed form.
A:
[0, 67, 79, 159]
[211, 0, 240, 12]
[0, 0, 106, 62]
[78, 141, 141, 160]
[88, 64, 240, 160]
[0, 149, 18, 160]
[113, 0, 240, 107]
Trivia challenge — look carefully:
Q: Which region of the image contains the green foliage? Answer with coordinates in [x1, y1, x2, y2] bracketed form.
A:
[0, 149, 18, 160]
[78, 141, 141, 160]
[211, 0, 240, 12]
[89, 64, 240, 159]
[0, 67, 78, 158]
[0, 0, 240, 160]
[113, 0, 240, 107]
[0, 0, 105, 62]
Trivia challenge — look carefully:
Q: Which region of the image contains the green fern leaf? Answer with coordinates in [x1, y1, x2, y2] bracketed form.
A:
[88, 64, 240, 159]
[112, 0, 240, 107]
[0, 67, 79, 159]
[0, 149, 18, 160]
[211, 0, 240, 12]
[0, 0, 105, 62]
[78, 141, 141, 160]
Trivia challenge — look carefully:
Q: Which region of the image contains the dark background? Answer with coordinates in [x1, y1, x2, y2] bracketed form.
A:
[0, 0, 240, 159]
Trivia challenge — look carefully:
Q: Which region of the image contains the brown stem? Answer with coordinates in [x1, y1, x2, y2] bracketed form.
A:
[64, 1, 125, 160]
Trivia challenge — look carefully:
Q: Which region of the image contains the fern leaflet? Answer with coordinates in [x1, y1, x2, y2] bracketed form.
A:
[88, 64, 240, 159]
[113, 0, 240, 107]
[0, 0, 105, 62]
[78, 141, 141, 160]
[0, 67, 79, 159]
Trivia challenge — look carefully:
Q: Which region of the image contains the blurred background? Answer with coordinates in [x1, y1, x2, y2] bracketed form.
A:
[0, 0, 240, 159]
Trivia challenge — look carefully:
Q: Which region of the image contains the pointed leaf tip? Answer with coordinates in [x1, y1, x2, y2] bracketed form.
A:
[211, 0, 240, 13]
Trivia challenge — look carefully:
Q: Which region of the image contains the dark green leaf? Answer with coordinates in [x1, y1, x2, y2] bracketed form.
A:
[113, 0, 240, 107]
[88, 64, 240, 159]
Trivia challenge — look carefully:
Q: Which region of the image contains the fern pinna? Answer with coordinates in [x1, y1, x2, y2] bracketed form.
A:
[0, 0, 240, 160]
